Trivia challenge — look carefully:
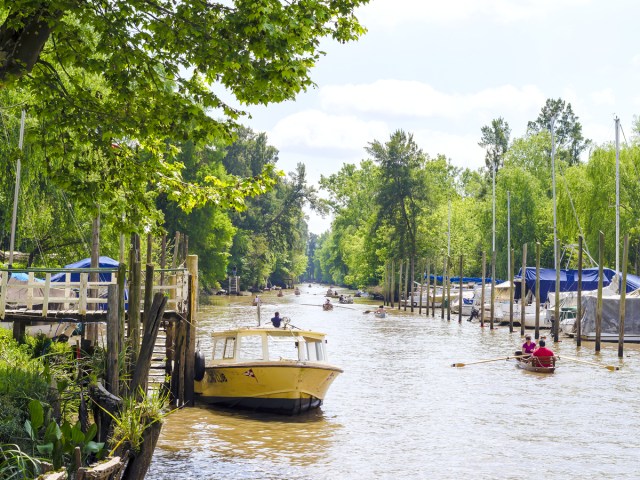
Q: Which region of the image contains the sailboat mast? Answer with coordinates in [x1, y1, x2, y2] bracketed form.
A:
[8, 110, 26, 267]
[615, 116, 620, 274]
[550, 116, 557, 271]
[492, 163, 496, 252]
[507, 190, 511, 278]
[447, 200, 451, 257]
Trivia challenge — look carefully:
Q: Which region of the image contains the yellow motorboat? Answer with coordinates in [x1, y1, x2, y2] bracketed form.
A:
[194, 323, 343, 415]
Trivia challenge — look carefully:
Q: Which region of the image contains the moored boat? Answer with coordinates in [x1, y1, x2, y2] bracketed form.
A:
[194, 324, 343, 414]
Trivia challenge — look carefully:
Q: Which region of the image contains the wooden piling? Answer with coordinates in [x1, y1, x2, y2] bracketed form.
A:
[397, 260, 403, 311]
[425, 262, 431, 317]
[418, 259, 424, 315]
[490, 251, 496, 330]
[520, 243, 527, 336]
[441, 256, 447, 319]
[106, 285, 119, 397]
[509, 248, 514, 333]
[143, 264, 154, 328]
[481, 251, 486, 327]
[390, 260, 395, 308]
[535, 242, 541, 340]
[117, 263, 126, 356]
[553, 239, 560, 343]
[146, 233, 153, 264]
[446, 256, 452, 321]
[129, 261, 141, 365]
[618, 234, 629, 358]
[458, 255, 463, 323]
[595, 231, 604, 352]
[160, 234, 167, 286]
[576, 235, 583, 347]
[185, 255, 199, 405]
[431, 264, 437, 316]
[404, 258, 409, 312]
[410, 257, 415, 313]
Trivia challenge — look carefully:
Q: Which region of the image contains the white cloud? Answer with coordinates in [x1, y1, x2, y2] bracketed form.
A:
[319, 80, 546, 120]
[268, 110, 389, 151]
[589, 88, 615, 107]
[413, 129, 486, 170]
[358, 0, 591, 29]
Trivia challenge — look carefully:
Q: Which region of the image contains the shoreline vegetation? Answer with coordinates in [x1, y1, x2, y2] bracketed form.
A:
[0, 328, 167, 479]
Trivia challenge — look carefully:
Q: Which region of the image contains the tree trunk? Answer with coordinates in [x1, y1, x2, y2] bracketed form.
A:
[0, 7, 59, 83]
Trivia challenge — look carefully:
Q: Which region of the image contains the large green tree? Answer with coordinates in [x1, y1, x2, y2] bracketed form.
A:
[527, 98, 590, 165]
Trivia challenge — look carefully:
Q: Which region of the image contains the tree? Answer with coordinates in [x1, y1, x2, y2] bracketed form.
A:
[479, 117, 511, 173]
[367, 130, 428, 259]
[527, 98, 590, 165]
[0, 0, 368, 231]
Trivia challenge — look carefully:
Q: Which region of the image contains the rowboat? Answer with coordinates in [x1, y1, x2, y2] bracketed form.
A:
[323, 303, 334, 311]
[374, 311, 386, 319]
[194, 324, 342, 415]
[514, 357, 555, 374]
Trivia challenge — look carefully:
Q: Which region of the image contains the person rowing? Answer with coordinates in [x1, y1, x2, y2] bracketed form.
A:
[531, 339, 555, 368]
[515, 334, 536, 359]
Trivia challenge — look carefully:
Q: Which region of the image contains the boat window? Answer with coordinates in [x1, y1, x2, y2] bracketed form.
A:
[305, 339, 325, 362]
[238, 335, 264, 360]
[223, 337, 236, 359]
[213, 338, 226, 360]
[267, 334, 298, 361]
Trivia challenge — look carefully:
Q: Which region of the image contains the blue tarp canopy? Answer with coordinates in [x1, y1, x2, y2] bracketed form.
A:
[425, 275, 500, 284]
[620, 272, 640, 292]
[51, 256, 119, 283]
[514, 267, 617, 303]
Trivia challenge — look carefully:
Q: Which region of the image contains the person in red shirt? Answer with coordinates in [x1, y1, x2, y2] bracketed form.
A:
[532, 339, 555, 367]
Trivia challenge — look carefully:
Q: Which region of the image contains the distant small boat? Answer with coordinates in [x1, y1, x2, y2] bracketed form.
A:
[323, 303, 334, 311]
[294, 288, 301, 296]
[374, 311, 386, 319]
[338, 296, 353, 304]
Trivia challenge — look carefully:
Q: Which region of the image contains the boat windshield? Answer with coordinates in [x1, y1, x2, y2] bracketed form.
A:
[213, 336, 236, 360]
[303, 337, 325, 362]
[238, 335, 264, 360]
[267, 334, 299, 361]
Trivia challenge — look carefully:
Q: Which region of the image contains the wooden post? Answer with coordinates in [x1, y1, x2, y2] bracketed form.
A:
[431, 264, 437, 316]
[129, 261, 142, 365]
[146, 233, 153, 265]
[185, 255, 198, 405]
[577, 235, 583, 347]
[117, 263, 126, 356]
[535, 242, 541, 340]
[446, 256, 452, 321]
[160, 234, 167, 287]
[554, 239, 560, 343]
[404, 258, 409, 312]
[410, 257, 415, 313]
[143, 264, 154, 328]
[172, 231, 180, 268]
[458, 255, 463, 323]
[490, 250, 496, 330]
[425, 262, 430, 317]
[397, 260, 403, 311]
[509, 248, 514, 333]
[618, 234, 629, 358]
[520, 243, 527, 336]
[595, 231, 604, 352]
[441, 256, 447, 319]
[390, 260, 395, 308]
[481, 251, 486, 327]
[106, 285, 119, 397]
[418, 259, 424, 315]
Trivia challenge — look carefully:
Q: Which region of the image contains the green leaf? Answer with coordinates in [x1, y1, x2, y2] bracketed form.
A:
[28, 399, 44, 430]
[36, 442, 54, 455]
[83, 441, 105, 454]
[85, 423, 98, 443]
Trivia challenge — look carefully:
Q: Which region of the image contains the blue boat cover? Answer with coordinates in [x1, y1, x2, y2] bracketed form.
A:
[51, 256, 119, 283]
[514, 267, 618, 302]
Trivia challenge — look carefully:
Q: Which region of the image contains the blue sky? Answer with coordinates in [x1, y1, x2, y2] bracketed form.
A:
[238, 0, 640, 234]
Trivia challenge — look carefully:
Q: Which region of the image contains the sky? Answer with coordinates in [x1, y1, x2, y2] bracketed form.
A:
[238, 0, 640, 234]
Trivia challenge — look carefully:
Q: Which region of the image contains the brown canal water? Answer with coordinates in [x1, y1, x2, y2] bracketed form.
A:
[147, 284, 640, 479]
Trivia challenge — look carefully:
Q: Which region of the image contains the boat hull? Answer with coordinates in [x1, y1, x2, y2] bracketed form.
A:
[194, 362, 342, 415]
[514, 359, 555, 373]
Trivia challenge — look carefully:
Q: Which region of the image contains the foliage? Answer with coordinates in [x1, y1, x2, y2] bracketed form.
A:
[0, 443, 42, 480]
[527, 98, 591, 166]
[479, 117, 511, 172]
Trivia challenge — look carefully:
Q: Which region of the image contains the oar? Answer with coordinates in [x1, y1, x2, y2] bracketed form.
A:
[451, 355, 526, 368]
[557, 355, 620, 371]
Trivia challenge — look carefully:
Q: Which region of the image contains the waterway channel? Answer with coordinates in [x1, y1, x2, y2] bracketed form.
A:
[147, 284, 640, 479]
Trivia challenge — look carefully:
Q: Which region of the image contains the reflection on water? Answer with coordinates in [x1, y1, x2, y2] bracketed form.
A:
[148, 285, 640, 479]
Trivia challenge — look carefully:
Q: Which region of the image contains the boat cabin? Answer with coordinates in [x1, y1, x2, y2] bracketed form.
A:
[211, 328, 330, 364]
